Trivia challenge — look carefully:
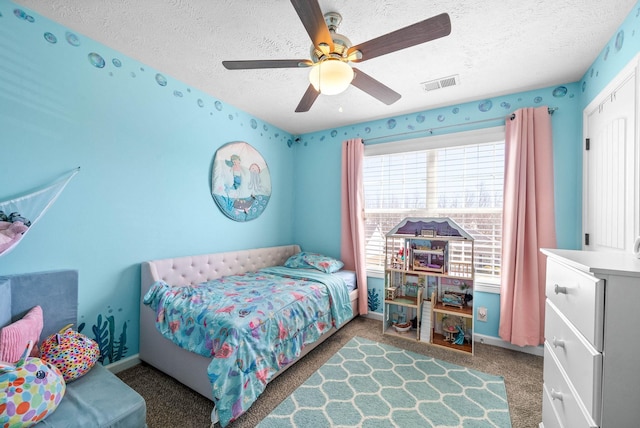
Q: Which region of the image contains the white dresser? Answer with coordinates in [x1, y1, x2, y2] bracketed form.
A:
[540, 249, 640, 428]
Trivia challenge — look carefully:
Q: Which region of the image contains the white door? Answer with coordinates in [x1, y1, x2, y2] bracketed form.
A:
[583, 58, 638, 253]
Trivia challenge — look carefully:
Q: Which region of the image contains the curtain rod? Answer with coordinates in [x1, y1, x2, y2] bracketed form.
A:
[364, 106, 558, 143]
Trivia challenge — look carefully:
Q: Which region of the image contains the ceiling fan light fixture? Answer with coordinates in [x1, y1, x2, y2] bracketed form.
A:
[309, 58, 354, 95]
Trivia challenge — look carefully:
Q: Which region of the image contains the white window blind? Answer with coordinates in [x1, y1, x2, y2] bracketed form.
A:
[363, 128, 505, 285]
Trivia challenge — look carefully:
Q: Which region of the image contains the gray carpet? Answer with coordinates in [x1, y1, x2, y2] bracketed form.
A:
[117, 317, 542, 428]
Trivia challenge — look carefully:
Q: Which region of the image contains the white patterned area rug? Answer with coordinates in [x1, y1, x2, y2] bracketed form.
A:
[257, 336, 511, 428]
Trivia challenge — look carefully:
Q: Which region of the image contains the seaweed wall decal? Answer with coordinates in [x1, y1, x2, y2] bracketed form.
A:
[79, 313, 129, 364]
[368, 288, 381, 312]
[114, 322, 128, 362]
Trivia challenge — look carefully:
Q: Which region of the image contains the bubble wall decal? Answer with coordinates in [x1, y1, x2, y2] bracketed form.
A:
[500, 102, 511, 109]
[437, 114, 445, 122]
[534, 96, 542, 103]
[65, 31, 80, 46]
[615, 31, 624, 52]
[478, 100, 493, 112]
[112, 58, 122, 67]
[14, 9, 34, 22]
[250, 119, 258, 129]
[416, 114, 425, 123]
[44, 32, 57, 43]
[552, 86, 568, 97]
[173, 90, 183, 97]
[215, 101, 223, 111]
[88, 52, 105, 68]
[197, 99, 204, 107]
[155, 74, 167, 86]
[386, 119, 397, 129]
[452, 107, 459, 114]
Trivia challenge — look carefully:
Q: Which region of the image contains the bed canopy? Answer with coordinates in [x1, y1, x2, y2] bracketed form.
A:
[0, 167, 79, 257]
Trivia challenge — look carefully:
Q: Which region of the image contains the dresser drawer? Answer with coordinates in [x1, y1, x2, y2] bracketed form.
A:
[544, 300, 602, 422]
[542, 383, 564, 428]
[545, 258, 604, 351]
[543, 345, 597, 428]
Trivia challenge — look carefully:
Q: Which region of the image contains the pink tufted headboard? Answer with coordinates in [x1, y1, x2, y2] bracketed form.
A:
[140, 244, 301, 292]
[139, 245, 301, 401]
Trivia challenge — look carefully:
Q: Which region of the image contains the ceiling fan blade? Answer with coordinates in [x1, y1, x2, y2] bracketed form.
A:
[295, 84, 320, 112]
[348, 13, 451, 62]
[290, 0, 334, 51]
[223, 59, 312, 70]
[351, 67, 401, 105]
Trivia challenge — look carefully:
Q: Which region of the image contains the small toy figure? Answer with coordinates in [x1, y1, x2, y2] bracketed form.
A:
[443, 325, 457, 342]
[453, 325, 465, 345]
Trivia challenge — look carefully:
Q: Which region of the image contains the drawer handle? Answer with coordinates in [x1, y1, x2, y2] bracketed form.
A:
[554, 284, 567, 295]
[552, 337, 565, 349]
[550, 389, 563, 401]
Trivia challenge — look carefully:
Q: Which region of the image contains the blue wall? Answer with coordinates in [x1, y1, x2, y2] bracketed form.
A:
[294, 84, 583, 253]
[580, 4, 640, 108]
[294, 1, 640, 338]
[1, 0, 638, 354]
[0, 1, 296, 362]
[293, 83, 583, 336]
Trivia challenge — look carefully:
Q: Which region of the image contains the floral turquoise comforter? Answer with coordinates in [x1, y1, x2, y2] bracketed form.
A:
[143, 266, 353, 427]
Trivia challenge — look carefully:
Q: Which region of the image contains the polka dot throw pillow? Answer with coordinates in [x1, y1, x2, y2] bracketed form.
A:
[40, 325, 100, 382]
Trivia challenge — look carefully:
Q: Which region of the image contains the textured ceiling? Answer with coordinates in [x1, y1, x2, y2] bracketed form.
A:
[14, 0, 637, 135]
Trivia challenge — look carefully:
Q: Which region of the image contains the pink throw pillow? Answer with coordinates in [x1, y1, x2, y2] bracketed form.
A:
[0, 306, 43, 363]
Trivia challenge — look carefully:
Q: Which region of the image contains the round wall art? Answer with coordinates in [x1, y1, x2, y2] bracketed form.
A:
[211, 141, 271, 221]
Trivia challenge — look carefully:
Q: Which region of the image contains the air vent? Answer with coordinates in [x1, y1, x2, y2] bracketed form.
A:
[421, 74, 460, 92]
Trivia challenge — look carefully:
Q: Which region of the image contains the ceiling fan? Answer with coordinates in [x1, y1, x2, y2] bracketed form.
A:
[222, 0, 451, 113]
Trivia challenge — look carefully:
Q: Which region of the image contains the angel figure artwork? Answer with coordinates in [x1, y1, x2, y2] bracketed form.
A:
[211, 141, 271, 221]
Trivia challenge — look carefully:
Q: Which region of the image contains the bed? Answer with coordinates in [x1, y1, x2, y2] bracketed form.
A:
[139, 244, 359, 426]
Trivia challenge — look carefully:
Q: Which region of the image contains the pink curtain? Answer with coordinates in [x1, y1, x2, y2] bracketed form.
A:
[340, 138, 368, 315]
[499, 106, 557, 347]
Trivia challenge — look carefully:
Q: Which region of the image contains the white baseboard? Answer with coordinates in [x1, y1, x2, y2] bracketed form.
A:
[105, 354, 141, 374]
[361, 312, 383, 322]
[474, 333, 543, 356]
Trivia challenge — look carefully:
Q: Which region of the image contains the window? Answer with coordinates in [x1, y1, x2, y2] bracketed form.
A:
[363, 127, 505, 286]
